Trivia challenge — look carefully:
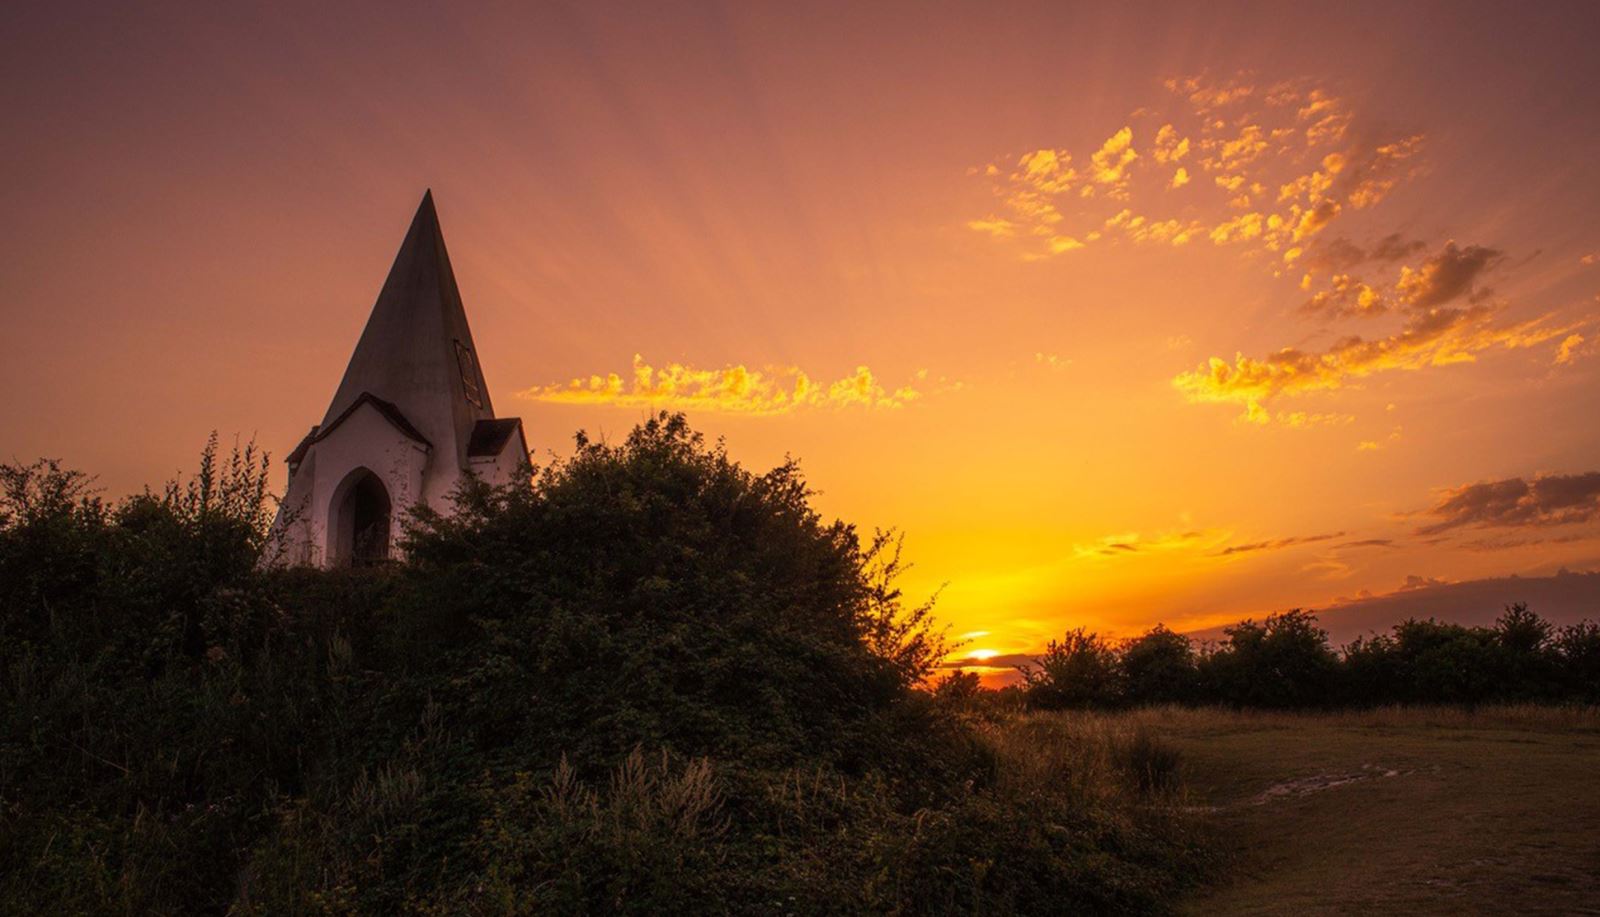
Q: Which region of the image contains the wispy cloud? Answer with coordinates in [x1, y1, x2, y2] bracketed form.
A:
[1076, 526, 1347, 560]
[1301, 272, 1387, 319]
[1073, 528, 1229, 558]
[1415, 471, 1600, 535]
[1338, 538, 1397, 549]
[521, 354, 939, 415]
[966, 71, 1599, 433]
[1177, 233, 1584, 419]
[1215, 531, 1344, 556]
[1554, 332, 1587, 365]
[1300, 241, 1502, 320]
[1302, 233, 1427, 274]
[1174, 305, 1575, 418]
[1394, 242, 1503, 310]
[966, 215, 1017, 238]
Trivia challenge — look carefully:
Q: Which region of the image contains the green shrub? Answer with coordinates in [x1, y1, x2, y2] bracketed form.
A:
[1121, 625, 1199, 706]
[1554, 620, 1600, 702]
[0, 416, 1210, 914]
[1020, 628, 1123, 709]
[1200, 610, 1339, 709]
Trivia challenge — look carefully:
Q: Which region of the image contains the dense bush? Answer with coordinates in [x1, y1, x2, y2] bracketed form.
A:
[1021, 605, 1600, 711]
[0, 416, 1209, 914]
[1200, 611, 1340, 709]
[1120, 625, 1199, 706]
[1019, 628, 1122, 709]
[1554, 620, 1600, 702]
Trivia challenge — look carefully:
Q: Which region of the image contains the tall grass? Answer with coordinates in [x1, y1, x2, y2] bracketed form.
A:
[982, 712, 1188, 806]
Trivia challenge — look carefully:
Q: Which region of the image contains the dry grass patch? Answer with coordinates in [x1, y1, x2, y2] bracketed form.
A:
[1123, 706, 1600, 915]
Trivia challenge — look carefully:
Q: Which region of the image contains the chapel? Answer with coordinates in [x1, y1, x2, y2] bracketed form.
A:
[266, 192, 527, 566]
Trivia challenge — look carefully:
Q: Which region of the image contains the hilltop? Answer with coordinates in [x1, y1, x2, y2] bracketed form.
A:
[0, 417, 1211, 914]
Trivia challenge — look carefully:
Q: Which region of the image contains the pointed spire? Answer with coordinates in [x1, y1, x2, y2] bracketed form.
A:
[319, 191, 494, 469]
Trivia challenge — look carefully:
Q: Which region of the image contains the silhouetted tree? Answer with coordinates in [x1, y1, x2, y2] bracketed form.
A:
[1199, 610, 1337, 708]
[1494, 603, 1558, 700]
[1554, 620, 1600, 702]
[1388, 618, 1502, 704]
[1339, 632, 1403, 707]
[1019, 627, 1122, 709]
[1120, 624, 1198, 706]
[932, 669, 983, 706]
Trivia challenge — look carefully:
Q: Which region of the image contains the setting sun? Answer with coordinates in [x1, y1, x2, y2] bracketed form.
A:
[7, 5, 1597, 681]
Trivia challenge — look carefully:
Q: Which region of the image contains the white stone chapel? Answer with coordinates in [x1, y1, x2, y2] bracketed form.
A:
[265, 191, 527, 566]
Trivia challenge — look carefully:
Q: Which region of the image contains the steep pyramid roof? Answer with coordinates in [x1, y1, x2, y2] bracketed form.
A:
[320, 191, 494, 469]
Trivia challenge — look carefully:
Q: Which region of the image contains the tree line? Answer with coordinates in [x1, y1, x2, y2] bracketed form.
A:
[1000, 607, 1600, 711]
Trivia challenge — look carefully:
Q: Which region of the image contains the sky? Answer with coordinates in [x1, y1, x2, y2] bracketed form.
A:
[4, 1, 1600, 679]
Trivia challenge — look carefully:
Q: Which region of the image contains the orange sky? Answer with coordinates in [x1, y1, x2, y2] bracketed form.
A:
[5, 1, 1600, 677]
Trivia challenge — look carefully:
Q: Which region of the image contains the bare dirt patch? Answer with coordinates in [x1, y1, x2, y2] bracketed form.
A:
[1246, 763, 1404, 806]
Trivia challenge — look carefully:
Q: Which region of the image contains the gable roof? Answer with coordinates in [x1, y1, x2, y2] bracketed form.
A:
[318, 191, 493, 470]
[288, 392, 433, 466]
[467, 417, 524, 458]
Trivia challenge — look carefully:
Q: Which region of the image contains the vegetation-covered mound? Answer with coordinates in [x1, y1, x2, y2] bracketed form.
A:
[0, 416, 1209, 914]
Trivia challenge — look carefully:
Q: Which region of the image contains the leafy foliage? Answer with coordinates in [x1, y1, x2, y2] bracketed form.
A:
[1020, 604, 1600, 711]
[1019, 628, 1122, 709]
[1200, 610, 1340, 709]
[0, 416, 1208, 914]
[1121, 624, 1199, 706]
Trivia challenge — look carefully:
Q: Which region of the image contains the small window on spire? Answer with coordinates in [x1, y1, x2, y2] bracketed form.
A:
[455, 340, 483, 408]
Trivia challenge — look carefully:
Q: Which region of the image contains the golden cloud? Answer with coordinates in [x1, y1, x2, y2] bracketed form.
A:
[1174, 307, 1574, 416]
[1076, 524, 1348, 561]
[1209, 211, 1264, 244]
[1073, 528, 1230, 559]
[521, 354, 930, 415]
[1105, 209, 1203, 245]
[1343, 135, 1424, 209]
[1210, 123, 1269, 170]
[1301, 273, 1387, 319]
[1236, 403, 1357, 428]
[1152, 123, 1190, 164]
[1555, 333, 1587, 365]
[967, 215, 1018, 237]
[1300, 240, 1503, 321]
[1215, 531, 1343, 556]
[1017, 148, 1076, 193]
[1089, 126, 1139, 189]
[967, 75, 1427, 261]
[1165, 75, 1254, 111]
[1048, 235, 1085, 253]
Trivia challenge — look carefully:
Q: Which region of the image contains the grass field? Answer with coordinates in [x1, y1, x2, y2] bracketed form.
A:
[1073, 706, 1600, 915]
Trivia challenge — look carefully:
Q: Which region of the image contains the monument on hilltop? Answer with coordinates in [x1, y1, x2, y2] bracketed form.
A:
[265, 191, 527, 566]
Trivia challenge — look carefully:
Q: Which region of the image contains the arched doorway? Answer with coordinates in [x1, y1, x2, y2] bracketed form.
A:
[331, 468, 392, 566]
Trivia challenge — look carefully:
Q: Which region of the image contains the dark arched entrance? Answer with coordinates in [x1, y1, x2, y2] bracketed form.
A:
[332, 468, 391, 566]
